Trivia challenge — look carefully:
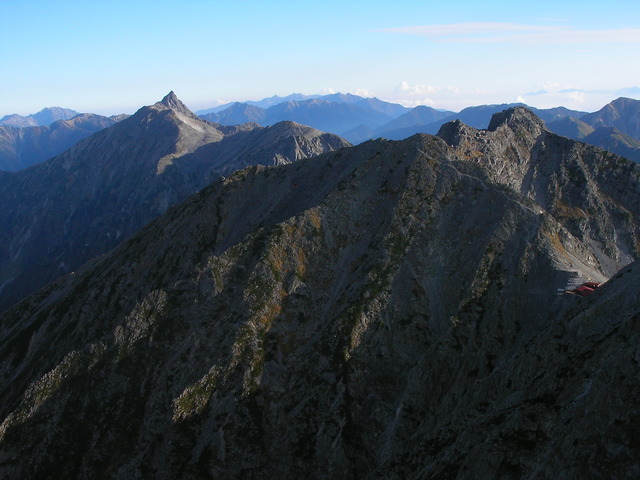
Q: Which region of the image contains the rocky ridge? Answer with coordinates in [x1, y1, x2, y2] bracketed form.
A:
[0, 108, 639, 478]
[437, 107, 640, 277]
[0, 92, 349, 312]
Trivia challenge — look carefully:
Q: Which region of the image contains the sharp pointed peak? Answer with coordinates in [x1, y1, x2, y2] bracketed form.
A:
[161, 90, 178, 102]
[157, 91, 193, 115]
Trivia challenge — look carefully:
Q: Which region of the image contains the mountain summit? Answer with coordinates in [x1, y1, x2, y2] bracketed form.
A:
[0, 93, 349, 312]
[0, 108, 638, 478]
[487, 105, 546, 134]
[159, 90, 197, 118]
[438, 107, 639, 277]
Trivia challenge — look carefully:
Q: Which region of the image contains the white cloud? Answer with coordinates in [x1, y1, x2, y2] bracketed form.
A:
[515, 86, 640, 111]
[391, 82, 442, 107]
[386, 79, 640, 112]
[523, 82, 579, 96]
[395, 81, 439, 96]
[353, 88, 374, 98]
[566, 91, 586, 104]
[320, 88, 336, 95]
[398, 97, 436, 108]
[389, 81, 501, 110]
[379, 22, 640, 45]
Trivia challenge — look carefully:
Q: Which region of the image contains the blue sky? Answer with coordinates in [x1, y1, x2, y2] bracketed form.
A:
[2, 0, 639, 116]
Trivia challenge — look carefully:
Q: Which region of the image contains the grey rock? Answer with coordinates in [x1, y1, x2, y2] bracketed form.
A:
[437, 107, 640, 277]
[0, 93, 349, 312]
[0, 108, 638, 478]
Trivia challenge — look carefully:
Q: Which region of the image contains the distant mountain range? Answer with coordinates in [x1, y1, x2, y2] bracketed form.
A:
[0, 92, 349, 312]
[0, 106, 639, 478]
[0, 107, 81, 128]
[197, 94, 640, 162]
[199, 94, 410, 140]
[547, 97, 640, 161]
[197, 93, 322, 114]
[0, 114, 124, 171]
[4, 95, 640, 173]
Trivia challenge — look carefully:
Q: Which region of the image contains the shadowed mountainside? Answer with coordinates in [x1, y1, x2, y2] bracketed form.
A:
[0, 114, 122, 171]
[0, 92, 349, 313]
[0, 108, 639, 478]
[546, 97, 640, 162]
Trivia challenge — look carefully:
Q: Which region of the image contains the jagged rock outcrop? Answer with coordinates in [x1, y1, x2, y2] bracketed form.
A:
[0, 109, 639, 479]
[438, 107, 640, 277]
[0, 92, 350, 312]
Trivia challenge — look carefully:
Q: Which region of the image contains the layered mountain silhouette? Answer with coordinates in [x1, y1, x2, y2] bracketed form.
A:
[0, 107, 638, 478]
[348, 103, 588, 144]
[544, 115, 595, 139]
[581, 127, 640, 162]
[5, 95, 640, 171]
[199, 94, 410, 141]
[0, 114, 123, 171]
[547, 97, 640, 161]
[203, 95, 604, 147]
[342, 104, 454, 143]
[580, 96, 640, 137]
[201, 93, 640, 164]
[0, 92, 349, 313]
[0, 107, 80, 128]
[197, 93, 321, 115]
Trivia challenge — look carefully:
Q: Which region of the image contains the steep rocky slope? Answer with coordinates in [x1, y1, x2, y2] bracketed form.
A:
[0, 114, 121, 171]
[0, 92, 349, 312]
[438, 107, 640, 277]
[0, 109, 638, 478]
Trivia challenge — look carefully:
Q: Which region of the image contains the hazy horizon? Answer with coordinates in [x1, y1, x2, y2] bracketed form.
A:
[2, 0, 639, 117]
